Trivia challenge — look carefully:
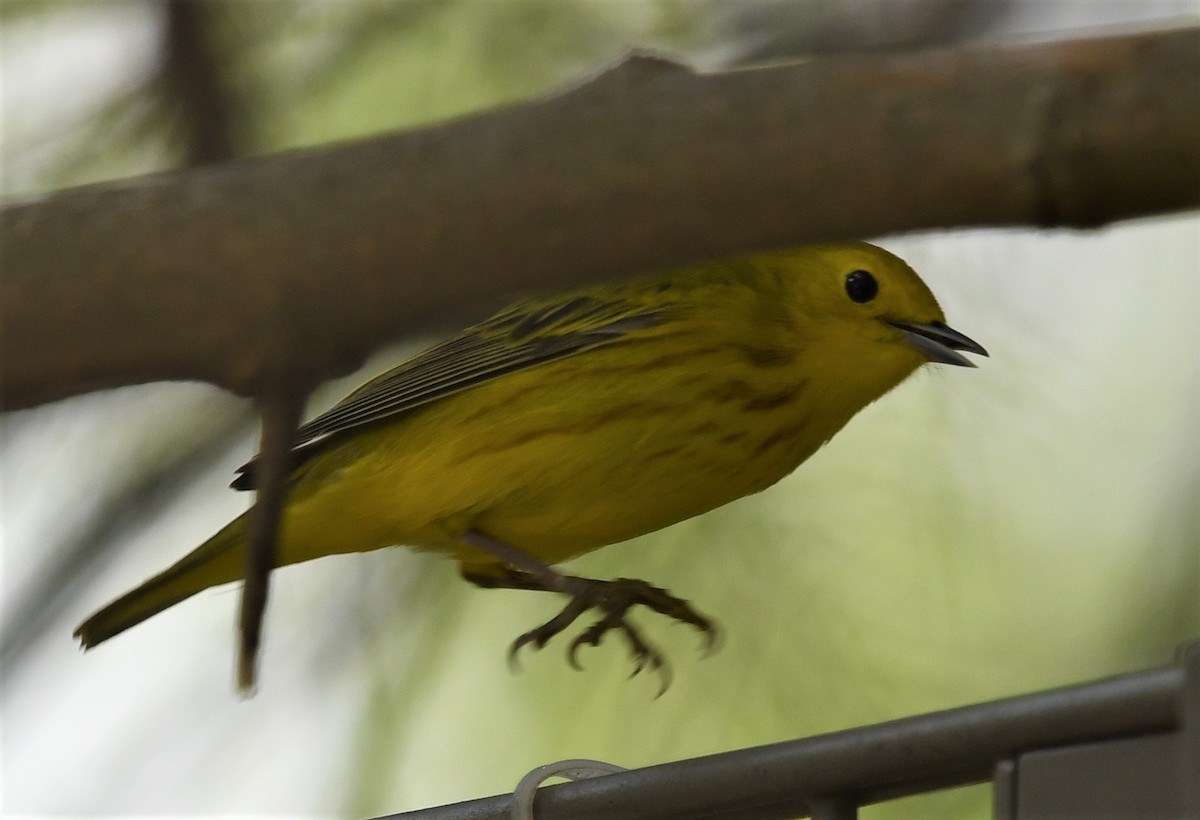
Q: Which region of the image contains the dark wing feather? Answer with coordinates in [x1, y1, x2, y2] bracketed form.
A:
[231, 295, 667, 490]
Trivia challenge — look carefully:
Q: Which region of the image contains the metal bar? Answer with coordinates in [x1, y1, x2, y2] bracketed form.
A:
[991, 759, 1016, 820]
[377, 664, 1183, 820]
[808, 797, 857, 820]
[1183, 643, 1200, 818]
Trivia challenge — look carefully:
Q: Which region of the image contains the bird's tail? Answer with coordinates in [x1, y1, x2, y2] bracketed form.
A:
[74, 512, 250, 649]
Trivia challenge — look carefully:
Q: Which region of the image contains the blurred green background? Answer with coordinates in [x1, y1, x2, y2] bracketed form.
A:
[3, 1, 1198, 818]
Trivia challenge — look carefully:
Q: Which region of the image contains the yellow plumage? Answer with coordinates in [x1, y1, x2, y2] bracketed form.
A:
[75, 242, 985, 662]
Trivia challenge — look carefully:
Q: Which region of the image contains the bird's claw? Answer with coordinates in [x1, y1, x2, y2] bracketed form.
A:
[507, 593, 592, 670]
[506, 576, 714, 694]
[506, 631, 541, 672]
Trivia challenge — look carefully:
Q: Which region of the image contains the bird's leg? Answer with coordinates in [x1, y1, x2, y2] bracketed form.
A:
[459, 530, 717, 692]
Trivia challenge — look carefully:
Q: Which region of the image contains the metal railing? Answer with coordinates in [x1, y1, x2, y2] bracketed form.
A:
[378, 641, 1198, 819]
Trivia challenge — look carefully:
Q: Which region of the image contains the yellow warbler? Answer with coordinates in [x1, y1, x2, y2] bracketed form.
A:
[75, 242, 985, 676]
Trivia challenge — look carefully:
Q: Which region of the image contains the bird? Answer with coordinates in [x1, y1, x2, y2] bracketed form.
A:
[75, 242, 986, 682]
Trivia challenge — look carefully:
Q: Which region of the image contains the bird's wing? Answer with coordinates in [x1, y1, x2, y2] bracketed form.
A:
[231, 292, 669, 489]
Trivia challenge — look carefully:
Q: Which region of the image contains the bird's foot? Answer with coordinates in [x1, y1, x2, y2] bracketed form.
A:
[510, 576, 717, 694]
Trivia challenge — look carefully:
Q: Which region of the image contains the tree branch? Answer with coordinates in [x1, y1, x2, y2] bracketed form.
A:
[2, 26, 1197, 411]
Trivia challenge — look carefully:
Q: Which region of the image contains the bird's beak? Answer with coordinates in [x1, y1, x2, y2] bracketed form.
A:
[888, 320, 988, 368]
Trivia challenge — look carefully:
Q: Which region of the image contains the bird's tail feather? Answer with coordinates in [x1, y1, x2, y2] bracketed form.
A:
[74, 512, 249, 649]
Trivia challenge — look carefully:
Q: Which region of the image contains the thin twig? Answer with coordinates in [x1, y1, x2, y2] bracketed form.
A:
[161, 0, 239, 164]
[237, 388, 304, 693]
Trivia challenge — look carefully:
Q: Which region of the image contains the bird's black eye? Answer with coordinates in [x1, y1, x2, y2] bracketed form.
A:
[845, 269, 878, 303]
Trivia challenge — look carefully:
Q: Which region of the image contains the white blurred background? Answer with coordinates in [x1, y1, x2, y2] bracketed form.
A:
[3, 1, 1198, 818]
